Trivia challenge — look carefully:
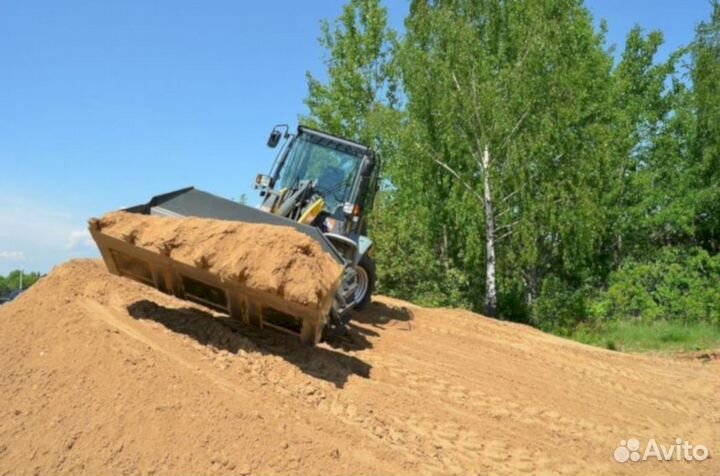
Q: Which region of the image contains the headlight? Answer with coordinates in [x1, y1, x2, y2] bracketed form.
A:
[343, 202, 361, 216]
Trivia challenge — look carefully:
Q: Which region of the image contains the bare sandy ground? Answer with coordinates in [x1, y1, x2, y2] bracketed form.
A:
[0, 259, 717, 475]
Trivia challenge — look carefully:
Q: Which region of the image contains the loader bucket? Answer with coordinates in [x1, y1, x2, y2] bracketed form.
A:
[89, 187, 346, 345]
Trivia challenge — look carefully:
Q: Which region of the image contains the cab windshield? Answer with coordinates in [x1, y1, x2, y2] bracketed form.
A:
[275, 134, 361, 212]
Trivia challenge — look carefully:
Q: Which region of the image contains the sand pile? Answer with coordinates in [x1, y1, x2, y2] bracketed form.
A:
[94, 211, 343, 307]
[0, 259, 718, 475]
[0, 260, 366, 475]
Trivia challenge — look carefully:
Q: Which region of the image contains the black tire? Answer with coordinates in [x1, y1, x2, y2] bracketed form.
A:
[353, 254, 376, 310]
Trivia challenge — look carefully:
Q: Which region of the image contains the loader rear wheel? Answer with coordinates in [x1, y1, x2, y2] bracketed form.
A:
[353, 255, 375, 310]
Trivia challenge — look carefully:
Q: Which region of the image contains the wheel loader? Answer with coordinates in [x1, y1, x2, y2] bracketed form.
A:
[90, 125, 380, 344]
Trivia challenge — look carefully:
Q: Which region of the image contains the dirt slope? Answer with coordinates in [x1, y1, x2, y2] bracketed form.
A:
[0, 260, 717, 475]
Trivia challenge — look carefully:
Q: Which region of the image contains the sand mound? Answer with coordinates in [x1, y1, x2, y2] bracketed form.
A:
[94, 211, 343, 307]
[0, 260, 717, 475]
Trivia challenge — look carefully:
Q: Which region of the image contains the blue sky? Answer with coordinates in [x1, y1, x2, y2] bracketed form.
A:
[0, 0, 712, 274]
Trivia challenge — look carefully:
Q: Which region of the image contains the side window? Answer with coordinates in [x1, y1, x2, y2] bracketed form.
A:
[363, 156, 381, 212]
[276, 140, 309, 189]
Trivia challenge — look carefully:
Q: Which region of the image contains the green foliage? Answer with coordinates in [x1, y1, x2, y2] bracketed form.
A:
[392, 0, 618, 320]
[305, 0, 720, 345]
[691, 1, 720, 253]
[591, 247, 720, 324]
[303, 0, 399, 145]
[0, 270, 41, 296]
[534, 277, 590, 334]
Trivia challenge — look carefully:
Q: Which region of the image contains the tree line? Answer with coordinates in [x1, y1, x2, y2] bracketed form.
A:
[303, 0, 720, 332]
[0, 271, 41, 297]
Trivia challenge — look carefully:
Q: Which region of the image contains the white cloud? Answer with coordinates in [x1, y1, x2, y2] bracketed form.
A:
[0, 251, 25, 261]
[66, 229, 94, 249]
[0, 196, 99, 273]
[0, 200, 78, 247]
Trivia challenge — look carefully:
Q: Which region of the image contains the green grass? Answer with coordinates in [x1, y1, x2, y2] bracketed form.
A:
[569, 320, 720, 353]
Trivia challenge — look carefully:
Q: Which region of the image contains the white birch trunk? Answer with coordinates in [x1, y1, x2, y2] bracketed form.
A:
[482, 146, 498, 317]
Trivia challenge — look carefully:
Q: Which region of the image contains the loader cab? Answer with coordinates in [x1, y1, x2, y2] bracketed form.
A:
[259, 126, 379, 236]
[258, 125, 380, 311]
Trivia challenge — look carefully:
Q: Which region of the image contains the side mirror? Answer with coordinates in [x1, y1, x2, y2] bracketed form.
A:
[267, 130, 282, 148]
[254, 173, 272, 189]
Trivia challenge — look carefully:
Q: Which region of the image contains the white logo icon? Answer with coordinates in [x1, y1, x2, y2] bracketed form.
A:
[614, 438, 642, 463]
[614, 438, 709, 463]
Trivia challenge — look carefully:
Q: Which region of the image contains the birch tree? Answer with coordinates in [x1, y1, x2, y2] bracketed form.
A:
[303, 0, 399, 145]
[400, 0, 616, 319]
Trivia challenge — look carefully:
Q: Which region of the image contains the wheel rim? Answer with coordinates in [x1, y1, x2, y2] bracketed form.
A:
[353, 265, 369, 305]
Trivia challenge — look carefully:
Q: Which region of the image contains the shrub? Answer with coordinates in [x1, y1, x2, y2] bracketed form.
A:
[533, 276, 590, 333]
[591, 247, 720, 324]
